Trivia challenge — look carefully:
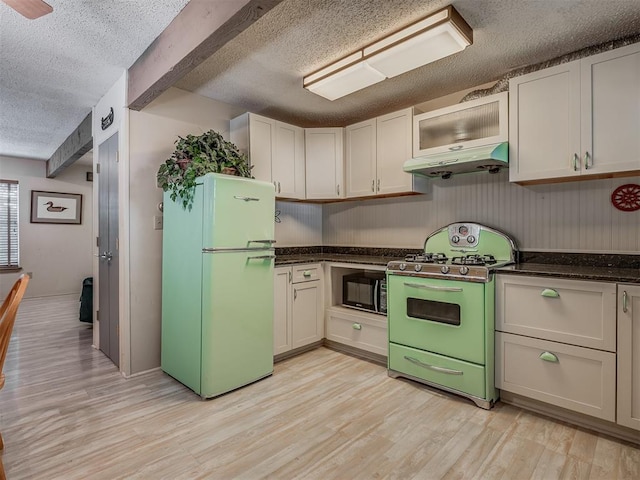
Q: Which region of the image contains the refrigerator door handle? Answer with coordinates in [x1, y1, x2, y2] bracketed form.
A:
[247, 255, 276, 260]
[249, 239, 276, 245]
[203, 247, 275, 253]
[233, 195, 260, 202]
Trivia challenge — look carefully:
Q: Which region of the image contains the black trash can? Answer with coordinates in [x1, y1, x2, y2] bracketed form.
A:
[79, 277, 93, 323]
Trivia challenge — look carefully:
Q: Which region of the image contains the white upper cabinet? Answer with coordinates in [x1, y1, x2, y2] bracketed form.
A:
[509, 43, 640, 183]
[230, 113, 306, 199]
[346, 108, 427, 199]
[413, 92, 508, 158]
[305, 128, 345, 200]
[273, 121, 306, 199]
[346, 119, 377, 198]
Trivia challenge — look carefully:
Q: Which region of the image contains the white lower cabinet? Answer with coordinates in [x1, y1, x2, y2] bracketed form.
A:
[326, 307, 387, 356]
[273, 264, 323, 356]
[496, 332, 616, 421]
[617, 284, 640, 431]
[496, 274, 618, 422]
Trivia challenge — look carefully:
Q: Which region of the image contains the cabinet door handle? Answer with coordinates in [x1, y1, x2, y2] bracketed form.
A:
[539, 351, 558, 363]
[352, 323, 362, 330]
[336, 184, 340, 196]
[377, 179, 380, 191]
[448, 145, 464, 151]
[278, 181, 281, 193]
[572, 153, 579, 171]
[404, 356, 463, 375]
[541, 288, 560, 298]
[288, 270, 292, 283]
[584, 151, 591, 170]
[623, 290, 628, 313]
[294, 289, 297, 300]
[371, 180, 375, 192]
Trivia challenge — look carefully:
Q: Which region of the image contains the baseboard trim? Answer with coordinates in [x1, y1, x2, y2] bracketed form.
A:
[274, 341, 324, 363]
[323, 339, 387, 367]
[122, 366, 162, 379]
[500, 391, 640, 445]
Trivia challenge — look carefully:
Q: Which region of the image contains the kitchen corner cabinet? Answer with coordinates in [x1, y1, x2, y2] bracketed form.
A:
[509, 42, 640, 184]
[230, 113, 306, 199]
[617, 284, 640, 431]
[305, 128, 344, 200]
[273, 264, 323, 356]
[346, 108, 427, 199]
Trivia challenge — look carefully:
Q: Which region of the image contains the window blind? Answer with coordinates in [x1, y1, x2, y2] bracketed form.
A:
[0, 180, 19, 268]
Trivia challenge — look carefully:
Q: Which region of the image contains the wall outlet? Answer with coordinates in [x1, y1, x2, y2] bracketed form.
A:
[153, 215, 163, 230]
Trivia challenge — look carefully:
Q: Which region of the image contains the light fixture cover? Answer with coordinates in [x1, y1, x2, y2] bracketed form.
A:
[303, 5, 473, 101]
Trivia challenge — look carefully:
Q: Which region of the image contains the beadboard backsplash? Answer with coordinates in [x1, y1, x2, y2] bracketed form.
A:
[322, 172, 640, 254]
[275, 201, 323, 246]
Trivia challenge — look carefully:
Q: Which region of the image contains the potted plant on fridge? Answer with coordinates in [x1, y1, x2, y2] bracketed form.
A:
[157, 129, 252, 210]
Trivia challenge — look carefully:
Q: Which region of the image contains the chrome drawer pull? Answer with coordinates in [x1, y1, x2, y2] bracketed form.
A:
[352, 323, 362, 330]
[303, 270, 312, 277]
[539, 351, 558, 363]
[404, 356, 463, 375]
[403, 282, 463, 293]
[623, 291, 628, 313]
[572, 153, 579, 171]
[541, 288, 560, 298]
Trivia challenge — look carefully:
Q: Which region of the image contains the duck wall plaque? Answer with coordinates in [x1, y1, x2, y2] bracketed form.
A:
[30, 190, 82, 224]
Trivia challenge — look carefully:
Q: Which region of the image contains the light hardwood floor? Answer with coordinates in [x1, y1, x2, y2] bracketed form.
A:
[1, 294, 638, 479]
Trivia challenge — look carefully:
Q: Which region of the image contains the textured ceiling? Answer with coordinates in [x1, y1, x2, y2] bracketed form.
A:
[1, 0, 640, 161]
[0, 0, 190, 160]
[178, 0, 640, 127]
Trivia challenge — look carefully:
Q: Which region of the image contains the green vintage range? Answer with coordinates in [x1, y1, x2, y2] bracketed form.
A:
[386, 223, 517, 409]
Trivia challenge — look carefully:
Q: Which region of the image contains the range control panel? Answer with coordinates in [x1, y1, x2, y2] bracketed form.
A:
[447, 223, 481, 248]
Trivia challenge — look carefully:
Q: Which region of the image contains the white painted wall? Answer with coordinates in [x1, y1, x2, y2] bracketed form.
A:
[275, 201, 322, 246]
[127, 87, 244, 374]
[0, 156, 93, 298]
[322, 172, 640, 253]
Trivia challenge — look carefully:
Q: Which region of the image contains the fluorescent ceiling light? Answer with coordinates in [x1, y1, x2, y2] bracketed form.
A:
[303, 6, 472, 101]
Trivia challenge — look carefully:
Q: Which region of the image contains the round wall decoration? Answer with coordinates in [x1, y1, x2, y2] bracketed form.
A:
[611, 184, 640, 212]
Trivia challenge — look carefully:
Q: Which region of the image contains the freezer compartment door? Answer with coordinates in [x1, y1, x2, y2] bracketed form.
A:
[201, 174, 275, 249]
[200, 250, 274, 398]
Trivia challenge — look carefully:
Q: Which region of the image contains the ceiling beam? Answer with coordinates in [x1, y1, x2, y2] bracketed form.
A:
[46, 112, 92, 178]
[127, 0, 284, 111]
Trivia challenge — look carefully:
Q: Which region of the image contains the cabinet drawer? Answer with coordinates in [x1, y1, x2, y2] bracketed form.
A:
[496, 275, 616, 351]
[326, 308, 387, 356]
[292, 264, 322, 283]
[389, 343, 486, 399]
[496, 332, 616, 421]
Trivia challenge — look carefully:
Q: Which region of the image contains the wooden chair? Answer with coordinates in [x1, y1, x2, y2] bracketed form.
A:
[0, 274, 29, 457]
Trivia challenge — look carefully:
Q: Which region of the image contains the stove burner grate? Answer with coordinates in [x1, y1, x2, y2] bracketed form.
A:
[450, 254, 497, 266]
[405, 252, 448, 263]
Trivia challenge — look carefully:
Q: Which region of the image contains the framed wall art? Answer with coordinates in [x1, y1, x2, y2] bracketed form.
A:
[30, 190, 82, 224]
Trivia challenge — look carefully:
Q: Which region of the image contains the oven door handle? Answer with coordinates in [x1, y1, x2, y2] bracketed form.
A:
[403, 282, 463, 293]
[404, 356, 463, 375]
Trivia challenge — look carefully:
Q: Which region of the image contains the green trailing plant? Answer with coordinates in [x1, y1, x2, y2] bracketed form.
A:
[157, 129, 252, 210]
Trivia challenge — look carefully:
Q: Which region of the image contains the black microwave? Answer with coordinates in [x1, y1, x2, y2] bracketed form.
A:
[342, 272, 387, 315]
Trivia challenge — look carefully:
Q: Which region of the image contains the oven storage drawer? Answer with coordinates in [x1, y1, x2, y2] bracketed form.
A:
[496, 275, 617, 351]
[326, 308, 387, 356]
[389, 343, 486, 399]
[387, 275, 487, 364]
[496, 332, 616, 421]
[292, 264, 322, 283]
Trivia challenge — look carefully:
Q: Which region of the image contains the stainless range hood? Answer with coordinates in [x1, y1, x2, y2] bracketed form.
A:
[403, 142, 508, 179]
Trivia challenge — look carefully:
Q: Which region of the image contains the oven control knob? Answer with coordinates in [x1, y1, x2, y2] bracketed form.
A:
[414, 264, 422, 272]
[451, 235, 460, 243]
[459, 266, 469, 275]
[399, 263, 406, 271]
[467, 235, 476, 244]
[440, 265, 450, 274]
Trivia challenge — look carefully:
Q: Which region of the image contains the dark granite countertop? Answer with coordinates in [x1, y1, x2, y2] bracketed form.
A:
[496, 263, 640, 284]
[275, 247, 640, 284]
[275, 253, 402, 267]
